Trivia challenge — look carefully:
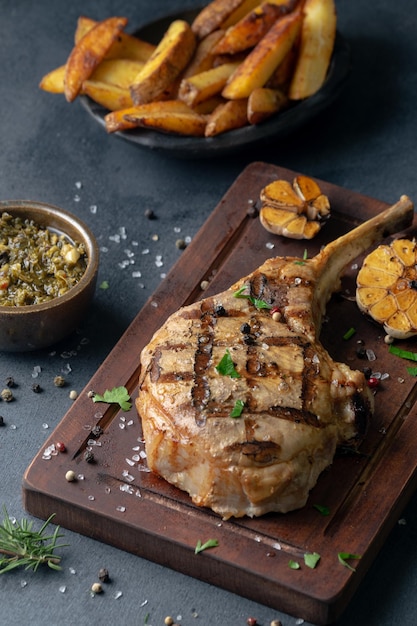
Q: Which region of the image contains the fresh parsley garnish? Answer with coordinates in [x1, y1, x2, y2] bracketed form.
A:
[313, 504, 330, 516]
[288, 559, 300, 570]
[304, 552, 321, 569]
[92, 386, 132, 411]
[294, 249, 308, 265]
[233, 286, 272, 310]
[195, 538, 219, 554]
[215, 350, 241, 378]
[388, 344, 417, 375]
[230, 399, 245, 418]
[343, 327, 356, 341]
[338, 552, 361, 571]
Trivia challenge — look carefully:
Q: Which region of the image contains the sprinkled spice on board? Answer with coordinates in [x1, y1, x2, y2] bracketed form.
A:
[0, 212, 87, 306]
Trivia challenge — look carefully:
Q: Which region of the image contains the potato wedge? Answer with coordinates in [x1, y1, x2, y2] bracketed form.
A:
[288, 0, 336, 99]
[75, 15, 155, 62]
[192, 0, 259, 39]
[130, 20, 196, 105]
[182, 30, 225, 78]
[64, 16, 128, 102]
[90, 59, 145, 88]
[125, 104, 207, 136]
[105, 100, 193, 133]
[265, 43, 297, 88]
[39, 65, 66, 93]
[247, 87, 288, 124]
[213, 0, 298, 55]
[82, 80, 133, 111]
[205, 99, 248, 136]
[222, 8, 303, 99]
[178, 62, 241, 107]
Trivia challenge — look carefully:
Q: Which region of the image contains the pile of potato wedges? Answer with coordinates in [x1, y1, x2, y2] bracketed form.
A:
[40, 0, 337, 138]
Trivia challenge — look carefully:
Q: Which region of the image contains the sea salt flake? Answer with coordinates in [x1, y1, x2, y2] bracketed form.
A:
[142, 248, 150, 255]
[119, 422, 126, 430]
[88, 495, 95, 501]
[114, 591, 123, 599]
[139, 450, 147, 459]
[366, 349, 376, 361]
[69, 567, 77, 574]
[20, 580, 27, 588]
[89, 205, 97, 214]
[125, 458, 135, 467]
[59, 585, 67, 593]
[75, 181, 82, 189]
[266, 242, 275, 249]
[132, 454, 140, 462]
[9, 424, 17, 430]
[32, 365, 42, 378]
[116, 506, 126, 512]
[132, 270, 142, 278]
[73, 194, 81, 202]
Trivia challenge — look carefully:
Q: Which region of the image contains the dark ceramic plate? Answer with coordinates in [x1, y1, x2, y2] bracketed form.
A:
[79, 9, 351, 158]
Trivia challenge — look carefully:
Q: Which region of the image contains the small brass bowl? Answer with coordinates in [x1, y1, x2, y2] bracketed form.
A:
[0, 200, 99, 352]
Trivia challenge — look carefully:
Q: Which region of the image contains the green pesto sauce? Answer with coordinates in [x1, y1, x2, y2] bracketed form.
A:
[0, 212, 87, 306]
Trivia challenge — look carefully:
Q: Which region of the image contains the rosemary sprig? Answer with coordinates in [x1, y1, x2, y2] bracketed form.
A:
[0, 506, 68, 573]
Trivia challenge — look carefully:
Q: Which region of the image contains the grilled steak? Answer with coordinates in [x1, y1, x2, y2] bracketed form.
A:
[137, 195, 413, 519]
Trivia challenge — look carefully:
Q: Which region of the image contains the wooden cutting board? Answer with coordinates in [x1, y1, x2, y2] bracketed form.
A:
[23, 162, 417, 625]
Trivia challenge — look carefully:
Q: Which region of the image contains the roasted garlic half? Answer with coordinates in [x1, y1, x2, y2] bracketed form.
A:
[259, 175, 330, 239]
[356, 238, 417, 339]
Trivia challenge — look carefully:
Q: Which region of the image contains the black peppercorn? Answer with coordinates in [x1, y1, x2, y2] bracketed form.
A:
[0, 416, 4, 426]
[32, 383, 42, 393]
[214, 304, 226, 317]
[5, 377, 15, 388]
[98, 567, 110, 583]
[84, 450, 95, 463]
[144, 208, 156, 220]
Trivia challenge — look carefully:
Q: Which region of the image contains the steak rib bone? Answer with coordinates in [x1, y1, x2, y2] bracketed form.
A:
[137, 195, 414, 519]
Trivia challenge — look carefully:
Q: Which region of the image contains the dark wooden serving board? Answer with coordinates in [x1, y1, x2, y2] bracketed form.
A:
[23, 163, 417, 625]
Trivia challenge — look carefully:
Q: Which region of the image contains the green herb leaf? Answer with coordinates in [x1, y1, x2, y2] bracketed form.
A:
[230, 399, 245, 418]
[407, 367, 417, 376]
[338, 552, 361, 571]
[0, 506, 68, 574]
[294, 249, 308, 265]
[313, 504, 330, 516]
[389, 344, 417, 361]
[343, 327, 356, 341]
[93, 386, 132, 411]
[215, 350, 241, 378]
[288, 559, 300, 569]
[233, 286, 272, 310]
[195, 538, 219, 554]
[99, 280, 109, 290]
[304, 552, 321, 569]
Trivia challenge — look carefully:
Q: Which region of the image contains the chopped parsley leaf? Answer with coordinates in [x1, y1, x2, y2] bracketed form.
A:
[215, 350, 241, 378]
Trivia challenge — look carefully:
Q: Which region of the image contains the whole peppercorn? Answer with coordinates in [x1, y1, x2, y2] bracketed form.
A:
[84, 450, 95, 463]
[98, 567, 110, 583]
[56, 442, 66, 453]
[144, 208, 156, 220]
[91, 582, 103, 594]
[164, 617, 174, 626]
[175, 238, 187, 250]
[5, 376, 15, 388]
[65, 470, 76, 482]
[367, 376, 380, 389]
[0, 416, 4, 426]
[1, 388, 13, 402]
[247, 618, 258, 626]
[54, 375, 66, 387]
[270, 621, 283, 626]
[32, 383, 42, 393]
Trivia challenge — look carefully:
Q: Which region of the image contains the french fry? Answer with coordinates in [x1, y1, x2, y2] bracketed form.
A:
[192, 0, 259, 39]
[222, 8, 303, 99]
[265, 43, 297, 88]
[90, 59, 145, 88]
[288, 0, 336, 99]
[39, 65, 66, 93]
[64, 16, 128, 102]
[75, 15, 155, 62]
[247, 86, 288, 123]
[124, 104, 207, 136]
[205, 99, 248, 136]
[213, 0, 297, 54]
[82, 81, 133, 111]
[178, 62, 241, 107]
[105, 100, 193, 133]
[130, 20, 196, 105]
